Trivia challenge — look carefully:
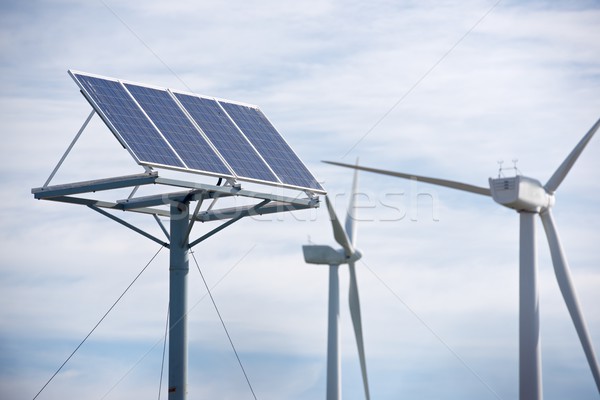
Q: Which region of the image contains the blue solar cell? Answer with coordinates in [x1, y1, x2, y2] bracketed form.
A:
[219, 102, 323, 191]
[124, 84, 231, 176]
[73, 74, 183, 168]
[174, 93, 278, 183]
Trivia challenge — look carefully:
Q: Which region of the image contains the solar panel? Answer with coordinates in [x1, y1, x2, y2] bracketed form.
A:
[219, 102, 324, 191]
[69, 70, 324, 193]
[173, 93, 278, 183]
[124, 84, 232, 176]
[71, 73, 184, 168]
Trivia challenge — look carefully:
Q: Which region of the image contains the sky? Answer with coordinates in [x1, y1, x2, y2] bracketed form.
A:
[1, 0, 599, 399]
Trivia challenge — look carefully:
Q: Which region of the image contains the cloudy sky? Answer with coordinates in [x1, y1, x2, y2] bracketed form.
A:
[1, 0, 599, 399]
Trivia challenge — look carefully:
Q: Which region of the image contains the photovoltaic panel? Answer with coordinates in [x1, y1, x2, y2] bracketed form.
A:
[219, 102, 324, 191]
[124, 84, 231, 176]
[71, 73, 183, 168]
[173, 93, 278, 183]
[69, 70, 324, 194]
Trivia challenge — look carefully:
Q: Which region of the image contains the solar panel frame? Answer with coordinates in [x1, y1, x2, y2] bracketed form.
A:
[68, 70, 325, 194]
[170, 89, 283, 186]
[69, 70, 185, 170]
[123, 82, 234, 177]
[219, 101, 325, 192]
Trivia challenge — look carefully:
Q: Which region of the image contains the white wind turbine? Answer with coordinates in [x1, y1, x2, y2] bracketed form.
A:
[302, 164, 370, 400]
[325, 118, 600, 400]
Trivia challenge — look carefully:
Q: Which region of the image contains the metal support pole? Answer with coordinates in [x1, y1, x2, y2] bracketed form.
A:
[44, 109, 95, 187]
[519, 211, 542, 400]
[326, 264, 341, 400]
[88, 205, 169, 248]
[169, 202, 190, 400]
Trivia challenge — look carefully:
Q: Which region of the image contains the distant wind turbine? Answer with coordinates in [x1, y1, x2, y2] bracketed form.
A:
[324, 118, 600, 400]
[302, 163, 370, 400]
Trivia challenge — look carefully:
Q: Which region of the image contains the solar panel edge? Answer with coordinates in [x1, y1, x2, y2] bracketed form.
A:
[220, 102, 325, 193]
[255, 108, 325, 192]
[219, 100, 327, 194]
[170, 87, 260, 110]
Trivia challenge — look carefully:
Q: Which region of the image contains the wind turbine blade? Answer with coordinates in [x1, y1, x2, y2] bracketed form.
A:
[345, 159, 360, 247]
[540, 209, 600, 392]
[325, 196, 354, 257]
[545, 118, 600, 194]
[323, 161, 491, 196]
[348, 262, 370, 400]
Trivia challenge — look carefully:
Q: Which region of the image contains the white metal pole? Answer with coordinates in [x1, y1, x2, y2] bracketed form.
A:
[327, 264, 341, 400]
[519, 211, 542, 400]
[169, 202, 189, 400]
[43, 109, 95, 187]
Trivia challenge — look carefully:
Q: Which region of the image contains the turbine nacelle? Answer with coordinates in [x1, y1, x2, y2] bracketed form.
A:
[302, 244, 362, 265]
[489, 175, 555, 213]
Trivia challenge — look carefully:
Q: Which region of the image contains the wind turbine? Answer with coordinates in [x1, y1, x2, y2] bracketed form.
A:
[324, 118, 600, 400]
[302, 164, 370, 400]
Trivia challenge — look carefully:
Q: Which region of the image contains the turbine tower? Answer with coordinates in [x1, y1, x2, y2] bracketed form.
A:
[302, 164, 370, 400]
[324, 118, 600, 400]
